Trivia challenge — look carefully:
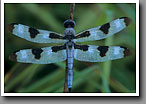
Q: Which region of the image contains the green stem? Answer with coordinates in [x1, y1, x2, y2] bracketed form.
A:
[101, 10, 113, 93]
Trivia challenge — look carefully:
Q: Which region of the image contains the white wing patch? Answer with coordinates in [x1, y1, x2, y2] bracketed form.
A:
[42, 34, 49, 39]
[114, 19, 121, 28]
[113, 47, 121, 55]
[88, 46, 95, 53]
[16, 24, 25, 35]
[19, 50, 28, 59]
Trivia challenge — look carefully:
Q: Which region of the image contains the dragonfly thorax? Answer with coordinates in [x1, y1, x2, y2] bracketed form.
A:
[64, 28, 75, 40]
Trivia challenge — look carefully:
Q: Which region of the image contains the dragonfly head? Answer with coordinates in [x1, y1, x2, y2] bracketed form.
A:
[64, 19, 76, 28]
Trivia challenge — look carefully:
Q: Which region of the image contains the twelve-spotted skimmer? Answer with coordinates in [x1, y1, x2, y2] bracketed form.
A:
[8, 17, 131, 92]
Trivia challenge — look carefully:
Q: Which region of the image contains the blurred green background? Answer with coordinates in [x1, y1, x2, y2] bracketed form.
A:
[4, 3, 136, 93]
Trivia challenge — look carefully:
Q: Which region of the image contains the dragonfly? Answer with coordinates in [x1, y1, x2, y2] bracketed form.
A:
[8, 17, 131, 92]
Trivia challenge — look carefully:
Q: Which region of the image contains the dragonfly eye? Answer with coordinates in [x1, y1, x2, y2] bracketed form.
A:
[64, 19, 76, 28]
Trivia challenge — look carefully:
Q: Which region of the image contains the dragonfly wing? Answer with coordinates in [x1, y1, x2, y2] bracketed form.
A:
[74, 44, 130, 62]
[74, 17, 131, 42]
[8, 23, 66, 43]
[9, 45, 66, 64]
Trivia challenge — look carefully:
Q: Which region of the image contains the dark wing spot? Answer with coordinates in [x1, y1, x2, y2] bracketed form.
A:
[99, 23, 110, 34]
[51, 45, 66, 52]
[97, 46, 109, 57]
[120, 46, 130, 57]
[49, 33, 64, 39]
[74, 44, 89, 51]
[8, 23, 18, 32]
[32, 48, 43, 59]
[75, 31, 90, 39]
[29, 27, 40, 38]
[9, 50, 19, 61]
[119, 17, 131, 26]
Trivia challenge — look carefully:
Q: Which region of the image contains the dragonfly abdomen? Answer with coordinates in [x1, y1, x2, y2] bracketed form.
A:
[67, 47, 74, 89]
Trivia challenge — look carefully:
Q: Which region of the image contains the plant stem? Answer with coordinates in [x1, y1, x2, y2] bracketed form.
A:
[70, 3, 75, 20]
[102, 10, 113, 93]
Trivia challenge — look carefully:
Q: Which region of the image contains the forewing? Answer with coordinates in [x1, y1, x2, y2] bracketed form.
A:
[8, 23, 66, 43]
[9, 45, 66, 64]
[74, 44, 130, 62]
[75, 17, 131, 42]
